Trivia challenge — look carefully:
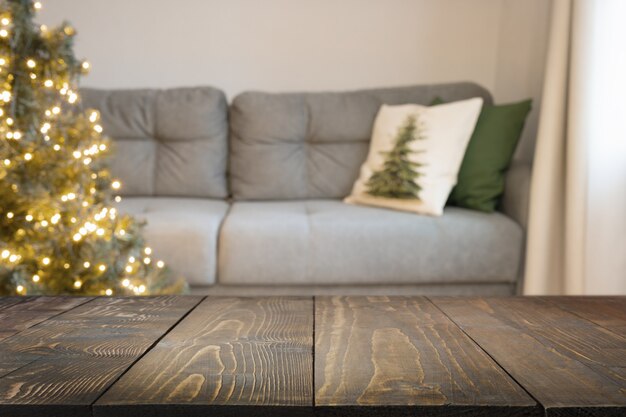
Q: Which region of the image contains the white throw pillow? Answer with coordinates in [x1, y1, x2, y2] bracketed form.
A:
[345, 98, 483, 216]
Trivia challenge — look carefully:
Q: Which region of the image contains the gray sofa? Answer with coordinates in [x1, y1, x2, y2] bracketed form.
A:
[81, 82, 531, 296]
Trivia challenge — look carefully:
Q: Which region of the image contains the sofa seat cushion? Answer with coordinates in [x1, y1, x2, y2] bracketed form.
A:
[218, 200, 523, 285]
[117, 197, 229, 286]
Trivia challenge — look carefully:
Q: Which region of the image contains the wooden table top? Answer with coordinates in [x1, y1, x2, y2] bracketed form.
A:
[0, 296, 623, 417]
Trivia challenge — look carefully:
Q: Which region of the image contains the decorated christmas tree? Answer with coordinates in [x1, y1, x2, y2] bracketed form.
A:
[0, 0, 183, 295]
[366, 114, 425, 200]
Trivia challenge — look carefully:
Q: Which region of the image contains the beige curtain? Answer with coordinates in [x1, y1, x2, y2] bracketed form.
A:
[524, 0, 626, 295]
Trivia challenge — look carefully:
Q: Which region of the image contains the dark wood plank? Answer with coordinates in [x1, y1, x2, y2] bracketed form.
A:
[0, 296, 92, 342]
[544, 296, 626, 335]
[433, 297, 626, 417]
[94, 296, 314, 417]
[470, 298, 626, 386]
[0, 296, 202, 417]
[0, 297, 30, 310]
[314, 296, 538, 416]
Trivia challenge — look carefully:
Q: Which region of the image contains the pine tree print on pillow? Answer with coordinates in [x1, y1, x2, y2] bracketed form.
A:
[365, 114, 425, 200]
[345, 99, 483, 215]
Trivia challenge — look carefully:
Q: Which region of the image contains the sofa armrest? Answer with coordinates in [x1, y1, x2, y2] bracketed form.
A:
[501, 162, 532, 230]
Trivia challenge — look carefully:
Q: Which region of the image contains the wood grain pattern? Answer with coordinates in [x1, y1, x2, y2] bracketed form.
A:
[1, 295, 625, 417]
[0, 296, 202, 417]
[0, 297, 31, 310]
[0, 296, 92, 343]
[432, 297, 626, 417]
[544, 296, 626, 336]
[314, 296, 538, 416]
[94, 297, 314, 417]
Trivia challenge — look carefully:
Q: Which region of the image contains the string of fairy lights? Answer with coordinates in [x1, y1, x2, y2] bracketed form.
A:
[0, 0, 169, 296]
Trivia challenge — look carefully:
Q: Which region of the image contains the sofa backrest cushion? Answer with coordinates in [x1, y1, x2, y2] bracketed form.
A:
[81, 87, 229, 198]
[229, 82, 493, 200]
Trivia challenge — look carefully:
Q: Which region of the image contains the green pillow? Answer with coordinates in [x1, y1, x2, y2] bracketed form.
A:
[431, 98, 531, 212]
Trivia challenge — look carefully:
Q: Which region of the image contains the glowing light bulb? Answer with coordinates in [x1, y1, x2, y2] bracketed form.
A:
[73, 233, 82, 241]
[157, 260, 165, 268]
[9, 254, 18, 262]
[111, 181, 121, 190]
[115, 196, 122, 203]
[89, 111, 98, 122]
[6, 212, 13, 218]
[0, 30, 8, 38]
[32, 274, 40, 282]
[42, 257, 50, 265]
[74, 280, 82, 288]
[26, 59, 36, 68]
[24, 153, 32, 161]
[138, 285, 146, 293]
[125, 265, 132, 273]
[72, 150, 81, 159]
[1, 250, 9, 258]
[144, 247, 152, 255]
[122, 279, 130, 287]
[3, 159, 9, 166]
[128, 256, 135, 263]
[94, 124, 103, 133]
[105, 288, 113, 296]
[25, 214, 33, 222]
[16, 285, 24, 293]
[34, 2, 42, 10]
[52, 106, 60, 114]
[82, 61, 90, 70]
[40, 220, 48, 227]
[53, 144, 60, 151]
[96, 228, 104, 236]
[98, 264, 106, 272]
[44, 79, 53, 88]
[1, 18, 10, 26]
[83, 261, 90, 268]
[143, 257, 151, 265]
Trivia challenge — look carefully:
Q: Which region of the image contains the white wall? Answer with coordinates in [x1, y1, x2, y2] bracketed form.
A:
[494, 0, 552, 161]
[39, 0, 550, 158]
